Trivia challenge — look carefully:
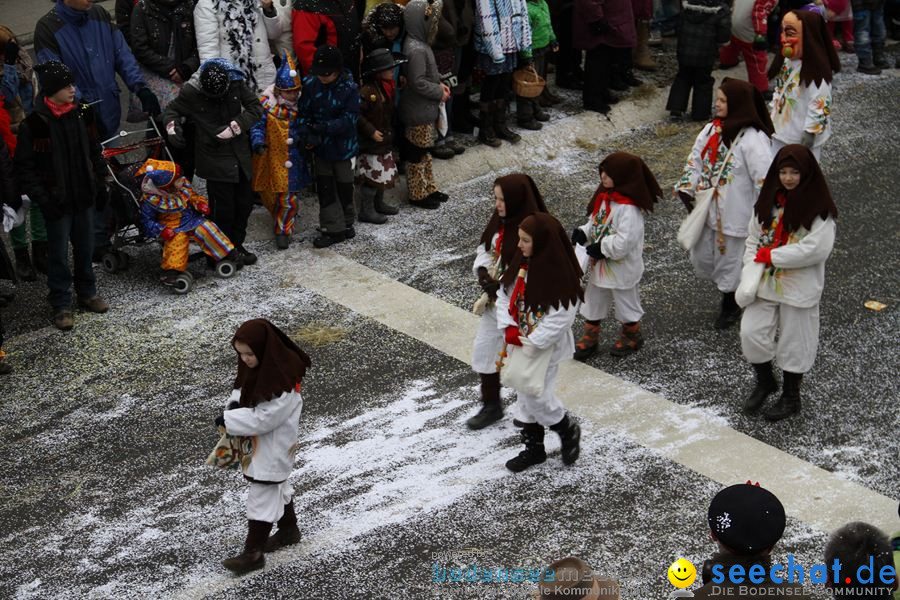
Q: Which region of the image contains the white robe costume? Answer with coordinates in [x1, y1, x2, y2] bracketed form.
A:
[575, 194, 646, 324]
[471, 233, 506, 374]
[223, 388, 302, 522]
[676, 124, 773, 293]
[769, 58, 832, 161]
[496, 273, 577, 426]
[739, 209, 835, 373]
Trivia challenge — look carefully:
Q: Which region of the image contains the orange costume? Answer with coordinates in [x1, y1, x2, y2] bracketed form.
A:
[137, 159, 235, 273]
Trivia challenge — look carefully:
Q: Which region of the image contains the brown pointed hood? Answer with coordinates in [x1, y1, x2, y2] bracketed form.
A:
[480, 173, 550, 268]
[754, 144, 838, 232]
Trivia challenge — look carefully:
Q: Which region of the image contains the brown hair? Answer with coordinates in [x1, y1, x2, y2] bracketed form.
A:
[767, 10, 840, 85]
[719, 77, 775, 146]
[500, 213, 584, 312]
[232, 319, 312, 407]
[754, 144, 837, 232]
[480, 173, 550, 268]
[590, 152, 662, 213]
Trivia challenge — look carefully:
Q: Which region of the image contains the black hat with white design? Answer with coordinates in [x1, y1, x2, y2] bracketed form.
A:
[708, 482, 786, 555]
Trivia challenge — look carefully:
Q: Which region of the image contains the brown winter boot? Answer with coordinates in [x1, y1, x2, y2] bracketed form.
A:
[466, 372, 503, 430]
[573, 321, 601, 361]
[223, 520, 272, 574]
[634, 21, 658, 71]
[610, 321, 644, 357]
[264, 501, 301, 552]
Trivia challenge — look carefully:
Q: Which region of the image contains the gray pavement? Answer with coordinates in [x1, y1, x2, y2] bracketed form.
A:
[1, 46, 898, 600]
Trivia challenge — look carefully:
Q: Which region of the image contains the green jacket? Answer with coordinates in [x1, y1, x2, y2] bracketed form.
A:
[527, 0, 557, 50]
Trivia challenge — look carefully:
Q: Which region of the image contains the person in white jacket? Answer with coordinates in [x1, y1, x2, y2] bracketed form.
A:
[738, 145, 836, 421]
[217, 318, 311, 574]
[571, 152, 663, 359]
[467, 174, 548, 430]
[767, 10, 841, 161]
[675, 77, 774, 329]
[194, 0, 282, 93]
[495, 213, 584, 473]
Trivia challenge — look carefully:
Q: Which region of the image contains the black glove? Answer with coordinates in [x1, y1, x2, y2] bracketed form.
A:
[589, 20, 611, 36]
[226, 400, 240, 410]
[215, 412, 225, 429]
[253, 144, 267, 156]
[477, 267, 500, 298]
[585, 242, 605, 259]
[678, 191, 694, 213]
[39, 202, 64, 222]
[4, 40, 19, 65]
[4, 192, 22, 212]
[95, 184, 109, 211]
[752, 35, 768, 52]
[168, 124, 187, 149]
[136, 87, 161, 117]
[571, 227, 587, 246]
[550, 41, 560, 53]
[518, 56, 534, 68]
[176, 63, 194, 80]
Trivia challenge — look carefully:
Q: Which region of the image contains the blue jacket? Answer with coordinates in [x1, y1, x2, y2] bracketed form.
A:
[34, 1, 146, 138]
[296, 70, 359, 162]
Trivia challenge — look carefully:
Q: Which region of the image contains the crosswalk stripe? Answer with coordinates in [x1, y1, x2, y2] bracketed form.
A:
[285, 248, 897, 535]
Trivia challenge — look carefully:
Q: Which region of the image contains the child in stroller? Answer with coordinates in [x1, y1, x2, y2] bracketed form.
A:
[137, 158, 241, 293]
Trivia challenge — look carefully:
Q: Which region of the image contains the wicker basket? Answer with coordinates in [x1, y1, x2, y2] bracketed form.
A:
[513, 66, 546, 99]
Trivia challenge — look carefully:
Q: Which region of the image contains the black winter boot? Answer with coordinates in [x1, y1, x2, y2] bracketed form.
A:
[358, 186, 388, 224]
[743, 361, 778, 414]
[516, 96, 542, 130]
[764, 371, 802, 421]
[466, 372, 503, 430]
[550, 412, 581, 465]
[450, 93, 476, 134]
[492, 100, 521, 143]
[714, 292, 742, 329]
[622, 67, 643, 87]
[477, 101, 501, 147]
[264, 501, 301, 552]
[505, 423, 547, 472]
[14, 248, 36, 282]
[374, 188, 399, 215]
[31, 241, 48, 274]
[223, 520, 273, 574]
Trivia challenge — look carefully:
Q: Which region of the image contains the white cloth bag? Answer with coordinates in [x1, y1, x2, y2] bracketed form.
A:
[500, 337, 553, 397]
[676, 132, 742, 251]
[736, 261, 766, 308]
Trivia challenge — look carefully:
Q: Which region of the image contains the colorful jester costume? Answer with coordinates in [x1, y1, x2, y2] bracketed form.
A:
[250, 51, 311, 239]
[138, 159, 235, 273]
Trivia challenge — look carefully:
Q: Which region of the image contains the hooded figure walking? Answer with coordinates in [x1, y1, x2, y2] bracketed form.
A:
[216, 318, 311, 574]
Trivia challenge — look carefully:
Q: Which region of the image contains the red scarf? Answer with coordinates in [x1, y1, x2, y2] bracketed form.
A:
[771, 191, 790, 248]
[44, 97, 77, 118]
[701, 118, 724, 166]
[508, 263, 528, 323]
[494, 222, 504, 256]
[591, 189, 636, 217]
[379, 78, 396, 103]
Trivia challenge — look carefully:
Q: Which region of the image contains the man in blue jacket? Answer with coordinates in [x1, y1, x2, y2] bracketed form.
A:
[34, 0, 161, 258]
[34, 0, 160, 139]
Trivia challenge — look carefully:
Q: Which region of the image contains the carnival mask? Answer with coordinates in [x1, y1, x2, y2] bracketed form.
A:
[781, 12, 803, 59]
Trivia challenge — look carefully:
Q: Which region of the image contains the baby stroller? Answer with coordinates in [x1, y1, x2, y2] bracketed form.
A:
[101, 120, 238, 294]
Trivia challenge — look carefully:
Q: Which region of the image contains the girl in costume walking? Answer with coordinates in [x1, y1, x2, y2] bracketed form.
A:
[675, 77, 774, 330]
[739, 145, 836, 421]
[496, 213, 583, 473]
[467, 173, 548, 430]
[250, 51, 312, 250]
[571, 152, 662, 359]
[216, 319, 311, 574]
[767, 10, 840, 161]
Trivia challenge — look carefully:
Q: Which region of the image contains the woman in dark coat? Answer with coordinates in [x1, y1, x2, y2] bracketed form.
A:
[162, 59, 264, 266]
[573, 0, 637, 113]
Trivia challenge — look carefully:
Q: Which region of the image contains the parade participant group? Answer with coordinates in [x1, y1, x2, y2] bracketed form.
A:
[0, 0, 876, 585]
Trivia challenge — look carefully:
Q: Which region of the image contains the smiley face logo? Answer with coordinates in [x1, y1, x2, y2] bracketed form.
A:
[667, 558, 697, 588]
